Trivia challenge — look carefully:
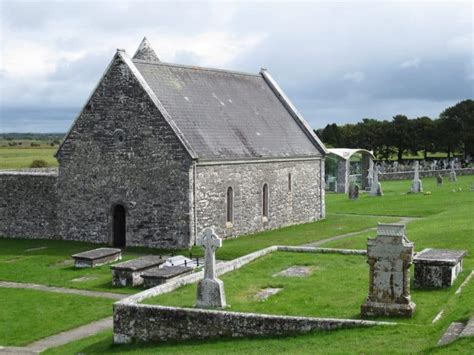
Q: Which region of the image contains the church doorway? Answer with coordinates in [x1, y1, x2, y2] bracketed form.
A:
[112, 204, 126, 248]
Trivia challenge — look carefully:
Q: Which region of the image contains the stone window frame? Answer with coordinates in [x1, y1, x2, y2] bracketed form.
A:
[226, 186, 234, 224]
[108, 200, 130, 247]
[288, 173, 292, 192]
[113, 129, 126, 146]
[262, 183, 269, 219]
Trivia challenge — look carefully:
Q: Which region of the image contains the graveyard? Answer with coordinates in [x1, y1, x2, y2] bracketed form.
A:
[0, 176, 472, 353]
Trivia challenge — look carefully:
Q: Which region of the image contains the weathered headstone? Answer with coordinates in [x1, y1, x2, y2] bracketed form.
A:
[195, 227, 226, 308]
[369, 166, 383, 196]
[348, 183, 359, 200]
[436, 174, 443, 186]
[410, 161, 423, 193]
[361, 223, 415, 318]
[449, 161, 457, 182]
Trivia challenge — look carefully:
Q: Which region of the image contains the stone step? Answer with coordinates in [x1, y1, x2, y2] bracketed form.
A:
[437, 322, 465, 346]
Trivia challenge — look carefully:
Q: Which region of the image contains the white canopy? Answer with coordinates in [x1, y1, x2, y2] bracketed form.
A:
[328, 148, 375, 160]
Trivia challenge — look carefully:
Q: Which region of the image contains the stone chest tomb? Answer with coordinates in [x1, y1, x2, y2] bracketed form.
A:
[413, 248, 467, 288]
[0, 37, 327, 249]
[72, 247, 121, 268]
[361, 223, 415, 318]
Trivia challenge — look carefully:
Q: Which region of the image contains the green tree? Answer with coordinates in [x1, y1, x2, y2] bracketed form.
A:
[388, 115, 413, 161]
[439, 100, 474, 158]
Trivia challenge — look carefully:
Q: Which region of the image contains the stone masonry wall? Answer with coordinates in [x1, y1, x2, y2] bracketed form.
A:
[380, 168, 474, 181]
[0, 171, 58, 239]
[113, 303, 385, 344]
[56, 54, 194, 249]
[194, 158, 324, 239]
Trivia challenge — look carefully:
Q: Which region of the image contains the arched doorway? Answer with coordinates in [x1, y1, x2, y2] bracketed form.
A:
[112, 204, 126, 248]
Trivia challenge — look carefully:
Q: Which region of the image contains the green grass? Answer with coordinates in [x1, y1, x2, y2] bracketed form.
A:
[326, 175, 474, 217]
[0, 215, 397, 294]
[0, 146, 58, 169]
[0, 239, 142, 294]
[0, 288, 112, 346]
[45, 275, 474, 354]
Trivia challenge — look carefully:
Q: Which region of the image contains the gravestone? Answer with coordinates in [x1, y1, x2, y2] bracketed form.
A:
[361, 223, 415, 318]
[348, 184, 359, 200]
[110, 255, 167, 286]
[141, 266, 193, 287]
[195, 227, 226, 308]
[366, 160, 374, 191]
[436, 174, 443, 186]
[410, 161, 423, 193]
[449, 161, 457, 182]
[369, 167, 383, 196]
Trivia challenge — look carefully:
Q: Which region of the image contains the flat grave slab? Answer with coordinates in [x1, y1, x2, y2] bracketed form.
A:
[72, 248, 122, 268]
[111, 255, 167, 287]
[163, 255, 199, 268]
[273, 265, 313, 277]
[141, 266, 193, 288]
[414, 248, 467, 288]
[255, 287, 282, 301]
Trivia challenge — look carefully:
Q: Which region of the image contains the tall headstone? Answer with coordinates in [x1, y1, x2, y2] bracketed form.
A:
[410, 161, 423, 193]
[370, 166, 383, 196]
[449, 161, 457, 182]
[361, 224, 415, 318]
[366, 159, 374, 191]
[195, 227, 226, 308]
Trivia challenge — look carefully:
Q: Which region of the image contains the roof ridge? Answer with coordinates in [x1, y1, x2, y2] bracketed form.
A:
[132, 58, 261, 78]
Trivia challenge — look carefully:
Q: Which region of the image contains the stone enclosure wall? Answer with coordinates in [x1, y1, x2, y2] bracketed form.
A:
[114, 303, 384, 344]
[379, 168, 474, 181]
[0, 171, 59, 239]
[195, 158, 324, 239]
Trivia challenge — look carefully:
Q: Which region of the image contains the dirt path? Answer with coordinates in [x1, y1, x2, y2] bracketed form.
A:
[0, 281, 126, 300]
[303, 215, 419, 247]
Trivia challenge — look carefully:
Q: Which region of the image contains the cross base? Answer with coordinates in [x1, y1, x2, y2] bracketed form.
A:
[196, 278, 227, 308]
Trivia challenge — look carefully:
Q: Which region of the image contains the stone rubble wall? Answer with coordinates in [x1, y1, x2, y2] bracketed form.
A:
[195, 158, 324, 239]
[113, 303, 391, 344]
[56, 55, 194, 249]
[0, 172, 59, 239]
[379, 168, 474, 181]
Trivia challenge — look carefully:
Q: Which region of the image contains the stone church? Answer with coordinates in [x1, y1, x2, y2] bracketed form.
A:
[0, 38, 327, 249]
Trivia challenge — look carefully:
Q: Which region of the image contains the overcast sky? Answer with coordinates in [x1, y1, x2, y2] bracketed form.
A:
[0, 0, 473, 133]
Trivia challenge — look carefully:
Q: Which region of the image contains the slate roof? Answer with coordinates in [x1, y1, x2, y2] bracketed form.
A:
[132, 59, 323, 161]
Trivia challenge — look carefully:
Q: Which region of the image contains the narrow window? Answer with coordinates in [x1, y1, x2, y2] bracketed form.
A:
[288, 173, 292, 192]
[226, 186, 234, 223]
[262, 183, 269, 217]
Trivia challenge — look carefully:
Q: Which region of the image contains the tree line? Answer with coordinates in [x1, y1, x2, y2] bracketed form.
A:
[315, 99, 474, 160]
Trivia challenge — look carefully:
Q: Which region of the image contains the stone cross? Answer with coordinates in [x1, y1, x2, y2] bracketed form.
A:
[195, 227, 226, 308]
[361, 223, 415, 318]
[197, 227, 222, 280]
[410, 161, 423, 193]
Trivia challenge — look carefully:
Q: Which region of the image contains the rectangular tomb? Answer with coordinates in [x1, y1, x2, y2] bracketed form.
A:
[72, 248, 122, 268]
[111, 255, 167, 287]
[414, 248, 467, 288]
[141, 266, 193, 288]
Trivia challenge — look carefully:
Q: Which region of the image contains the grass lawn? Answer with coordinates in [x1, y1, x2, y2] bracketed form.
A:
[0, 146, 58, 169]
[0, 214, 396, 294]
[44, 176, 474, 353]
[0, 288, 112, 347]
[326, 175, 474, 217]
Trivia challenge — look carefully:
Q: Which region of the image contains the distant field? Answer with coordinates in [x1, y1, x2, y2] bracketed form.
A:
[0, 147, 58, 169]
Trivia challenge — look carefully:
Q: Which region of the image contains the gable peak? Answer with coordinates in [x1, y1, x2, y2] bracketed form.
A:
[133, 37, 160, 61]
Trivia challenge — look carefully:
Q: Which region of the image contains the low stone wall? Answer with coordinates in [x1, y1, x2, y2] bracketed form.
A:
[114, 303, 391, 343]
[379, 168, 474, 181]
[0, 171, 59, 239]
[113, 245, 389, 344]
